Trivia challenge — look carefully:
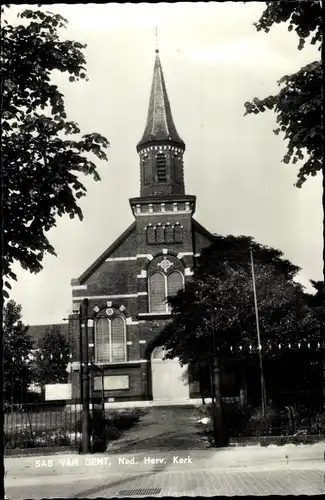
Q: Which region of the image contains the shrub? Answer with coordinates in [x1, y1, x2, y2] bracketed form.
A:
[75, 408, 141, 448]
[223, 402, 252, 437]
[243, 406, 290, 437]
[4, 427, 72, 450]
[196, 402, 253, 438]
[309, 412, 325, 434]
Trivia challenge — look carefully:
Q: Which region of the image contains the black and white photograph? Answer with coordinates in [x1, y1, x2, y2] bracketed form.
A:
[2, 1, 324, 498]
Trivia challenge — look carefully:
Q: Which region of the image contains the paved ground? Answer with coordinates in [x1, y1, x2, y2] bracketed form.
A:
[6, 444, 325, 497]
[5, 467, 325, 497]
[106, 406, 209, 453]
[5, 407, 325, 497]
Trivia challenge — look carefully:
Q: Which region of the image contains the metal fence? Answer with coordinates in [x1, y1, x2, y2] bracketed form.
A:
[4, 402, 81, 452]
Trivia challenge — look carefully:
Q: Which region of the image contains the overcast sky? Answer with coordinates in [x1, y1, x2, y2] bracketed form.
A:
[8, 2, 323, 326]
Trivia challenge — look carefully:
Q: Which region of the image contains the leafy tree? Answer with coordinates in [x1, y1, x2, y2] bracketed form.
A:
[306, 280, 324, 312]
[158, 235, 320, 442]
[306, 279, 325, 408]
[244, 1, 323, 188]
[1, 5, 109, 297]
[32, 325, 70, 386]
[4, 300, 34, 404]
[159, 235, 314, 366]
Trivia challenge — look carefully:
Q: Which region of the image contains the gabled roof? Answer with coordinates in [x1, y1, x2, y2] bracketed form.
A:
[192, 218, 215, 242]
[74, 222, 136, 284]
[137, 50, 185, 151]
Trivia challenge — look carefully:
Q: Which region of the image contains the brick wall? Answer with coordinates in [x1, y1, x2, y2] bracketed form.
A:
[69, 203, 214, 402]
[193, 220, 214, 255]
[135, 212, 194, 256]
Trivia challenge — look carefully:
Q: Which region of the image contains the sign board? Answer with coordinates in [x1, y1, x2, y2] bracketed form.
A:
[94, 375, 129, 391]
[45, 383, 72, 401]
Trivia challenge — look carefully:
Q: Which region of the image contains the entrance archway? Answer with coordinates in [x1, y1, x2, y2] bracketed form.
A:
[151, 346, 189, 401]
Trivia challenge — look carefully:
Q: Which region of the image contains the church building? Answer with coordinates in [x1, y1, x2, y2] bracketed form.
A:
[68, 50, 215, 405]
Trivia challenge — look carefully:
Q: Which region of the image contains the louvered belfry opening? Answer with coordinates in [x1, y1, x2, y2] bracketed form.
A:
[156, 153, 167, 182]
[95, 315, 126, 363]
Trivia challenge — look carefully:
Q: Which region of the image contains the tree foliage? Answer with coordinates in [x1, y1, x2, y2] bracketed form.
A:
[1, 5, 110, 297]
[32, 325, 70, 386]
[244, 1, 323, 188]
[305, 279, 325, 335]
[4, 300, 34, 403]
[158, 235, 321, 366]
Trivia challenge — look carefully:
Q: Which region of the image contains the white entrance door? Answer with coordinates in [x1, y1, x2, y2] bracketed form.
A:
[151, 346, 189, 401]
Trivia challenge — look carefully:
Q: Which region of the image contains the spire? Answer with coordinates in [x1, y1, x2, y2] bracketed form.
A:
[137, 51, 185, 152]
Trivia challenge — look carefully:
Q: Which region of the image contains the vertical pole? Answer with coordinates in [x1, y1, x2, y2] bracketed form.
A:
[79, 315, 83, 408]
[101, 367, 105, 415]
[81, 298, 90, 454]
[91, 367, 94, 414]
[211, 310, 225, 447]
[250, 248, 267, 418]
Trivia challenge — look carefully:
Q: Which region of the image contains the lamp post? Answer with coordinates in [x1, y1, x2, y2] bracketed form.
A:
[80, 298, 90, 454]
[249, 248, 267, 417]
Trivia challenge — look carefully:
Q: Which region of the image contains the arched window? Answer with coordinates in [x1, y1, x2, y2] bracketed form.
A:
[155, 225, 165, 243]
[147, 226, 155, 244]
[174, 156, 183, 184]
[174, 224, 183, 243]
[111, 317, 126, 362]
[143, 160, 151, 185]
[167, 271, 183, 298]
[149, 270, 184, 313]
[95, 316, 126, 363]
[156, 153, 167, 182]
[95, 318, 110, 363]
[149, 272, 166, 313]
[165, 225, 174, 243]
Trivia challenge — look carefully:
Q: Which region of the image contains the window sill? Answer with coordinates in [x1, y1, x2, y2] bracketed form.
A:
[92, 360, 148, 366]
[138, 312, 173, 318]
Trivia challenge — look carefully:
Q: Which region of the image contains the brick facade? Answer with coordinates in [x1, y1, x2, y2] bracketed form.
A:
[69, 217, 214, 403]
[67, 51, 215, 403]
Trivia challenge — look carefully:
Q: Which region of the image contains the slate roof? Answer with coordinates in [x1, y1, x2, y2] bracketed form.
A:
[137, 51, 185, 151]
[73, 221, 136, 285]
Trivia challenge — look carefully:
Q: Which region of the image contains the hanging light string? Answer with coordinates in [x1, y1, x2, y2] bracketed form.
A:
[226, 340, 322, 352]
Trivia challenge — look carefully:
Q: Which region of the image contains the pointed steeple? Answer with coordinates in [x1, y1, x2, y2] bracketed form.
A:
[137, 50, 185, 152]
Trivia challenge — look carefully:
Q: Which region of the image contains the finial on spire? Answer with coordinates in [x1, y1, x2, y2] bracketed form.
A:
[155, 26, 159, 53]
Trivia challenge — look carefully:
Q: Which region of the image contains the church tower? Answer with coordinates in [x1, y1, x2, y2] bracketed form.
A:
[129, 50, 196, 271]
[69, 48, 214, 405]
[137, 49, 186, 197]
